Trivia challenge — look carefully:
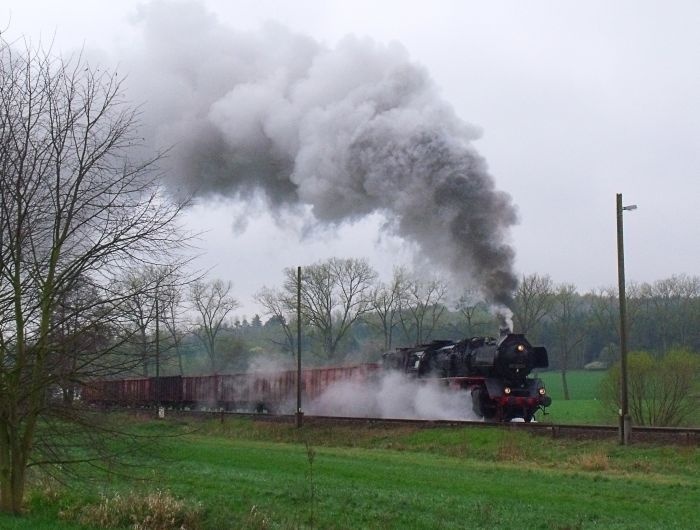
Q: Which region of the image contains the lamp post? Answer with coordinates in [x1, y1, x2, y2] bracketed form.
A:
[616, 193, 636, 445]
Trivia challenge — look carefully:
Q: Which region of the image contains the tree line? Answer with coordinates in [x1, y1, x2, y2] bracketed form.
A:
[124, 261, 700, 393]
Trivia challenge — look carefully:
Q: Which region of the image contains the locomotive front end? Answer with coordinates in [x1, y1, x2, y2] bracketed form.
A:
[487, 333, 551, 420]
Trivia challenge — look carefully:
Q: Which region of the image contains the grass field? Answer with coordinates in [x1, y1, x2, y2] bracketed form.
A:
[538, 370, 606, 401]
[536, 370, 616, 424]
[1, 415, 698, 529]
[536, 369, 700, 426]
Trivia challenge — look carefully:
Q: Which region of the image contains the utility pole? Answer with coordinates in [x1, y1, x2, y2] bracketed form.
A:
[155, 295, 163, 418]
[296, 266, 304, 428]
[616, 193, 636, 445]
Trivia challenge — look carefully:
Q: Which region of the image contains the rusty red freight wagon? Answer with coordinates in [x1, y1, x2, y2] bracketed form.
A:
[84, 364, 381, 413]
[82, 376, 184, 407]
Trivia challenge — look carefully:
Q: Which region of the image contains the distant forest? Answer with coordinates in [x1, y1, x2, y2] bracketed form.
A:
[140, 264, 699, 377]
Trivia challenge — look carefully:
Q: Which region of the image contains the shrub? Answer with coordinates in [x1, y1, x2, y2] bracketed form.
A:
[570, 452, 609, 471]
[63, 489, 203, 529]
[600, 349, 700, 426]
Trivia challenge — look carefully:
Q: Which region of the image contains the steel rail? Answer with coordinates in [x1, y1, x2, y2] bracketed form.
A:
[150, 409, 699, 444]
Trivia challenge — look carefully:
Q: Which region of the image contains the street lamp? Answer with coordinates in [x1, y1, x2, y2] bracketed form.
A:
[616, 193, 637, 445]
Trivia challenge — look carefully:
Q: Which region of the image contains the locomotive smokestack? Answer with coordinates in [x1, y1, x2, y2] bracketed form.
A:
[128, 3, 519, 306]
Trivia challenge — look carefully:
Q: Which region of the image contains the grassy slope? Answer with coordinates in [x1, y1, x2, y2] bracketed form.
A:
[4, 416, 698, 529]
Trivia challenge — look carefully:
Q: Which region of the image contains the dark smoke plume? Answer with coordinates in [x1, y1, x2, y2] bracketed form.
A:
[127, 1, 519, 311]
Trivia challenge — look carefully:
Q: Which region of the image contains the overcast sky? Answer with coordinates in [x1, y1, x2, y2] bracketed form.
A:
[4, 0, 699, 318]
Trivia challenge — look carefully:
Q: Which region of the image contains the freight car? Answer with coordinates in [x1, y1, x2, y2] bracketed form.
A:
[382, 332, 551, 421]
[82, 364, 381, 413]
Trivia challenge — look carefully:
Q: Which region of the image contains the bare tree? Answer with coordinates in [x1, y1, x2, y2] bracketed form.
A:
[550, 284, 587, 400]
[587, 283, 645, 359]
[159, 272, 189, 375]
[190, 278, 239, 371]
[0, 40, 186, 513]
[397, 274, 448, 345]
[282, 258, 377, 359]
[638, 275, 700, 352]
[48, 277, 112, 405]
[368, 267, 409, 350]
[512, 273, 555, 338]
[116, 264, 190, 376]
[254, 286, 297, 355]
[455, 288, 491, 337]
[116, 268, 159, 377]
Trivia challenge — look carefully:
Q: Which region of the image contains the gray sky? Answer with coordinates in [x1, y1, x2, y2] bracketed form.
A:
[5, 0, 699, 318]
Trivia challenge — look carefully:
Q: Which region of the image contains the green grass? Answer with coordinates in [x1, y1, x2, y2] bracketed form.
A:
[0, 515, 90, 530]
[535, 370, 617, 424]
[7, 415, 700, 529]
[538, 398, 613, 424]
[537, 369, 606, 401]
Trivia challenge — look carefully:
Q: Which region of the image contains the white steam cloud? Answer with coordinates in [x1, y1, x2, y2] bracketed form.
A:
[307, 372, 479, 421]
[126, 1, 519, 308]
[245, 353, 295, 373]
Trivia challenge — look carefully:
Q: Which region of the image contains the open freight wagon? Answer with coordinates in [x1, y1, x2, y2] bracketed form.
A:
[83, 363, 381, 413]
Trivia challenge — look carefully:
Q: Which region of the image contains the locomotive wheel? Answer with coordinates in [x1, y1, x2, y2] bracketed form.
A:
[471, 387, 484, 418]
[471, 387, 497, 420]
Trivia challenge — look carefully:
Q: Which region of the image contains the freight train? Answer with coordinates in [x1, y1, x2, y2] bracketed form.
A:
[83, 332, 551, 422]
[382, 332, 551, 421]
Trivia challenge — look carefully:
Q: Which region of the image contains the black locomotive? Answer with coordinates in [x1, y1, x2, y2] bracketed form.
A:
[382, 332, 551, 421]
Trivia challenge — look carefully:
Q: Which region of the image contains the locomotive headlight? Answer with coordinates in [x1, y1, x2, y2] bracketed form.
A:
[504, 386, 512, 395]
[538, 387, 546, 396]
[516, 344, 525, 352]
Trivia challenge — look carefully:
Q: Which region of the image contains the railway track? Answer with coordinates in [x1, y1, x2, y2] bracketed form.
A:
[155, 409, 700, 445]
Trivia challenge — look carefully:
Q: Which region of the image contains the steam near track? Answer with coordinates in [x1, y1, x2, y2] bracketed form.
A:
[126, 1, 519, 317]
[306, 372, 479, 421]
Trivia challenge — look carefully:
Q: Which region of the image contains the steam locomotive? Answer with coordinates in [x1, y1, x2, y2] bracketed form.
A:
[382, 332, 551, 421]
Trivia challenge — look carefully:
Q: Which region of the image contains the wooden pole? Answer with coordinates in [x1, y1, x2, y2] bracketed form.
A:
[296, 266, 304, 428]
[616, 193, 630, 445]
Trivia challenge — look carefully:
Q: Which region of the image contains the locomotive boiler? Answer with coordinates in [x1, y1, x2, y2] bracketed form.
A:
[382, 332, 551, 421]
